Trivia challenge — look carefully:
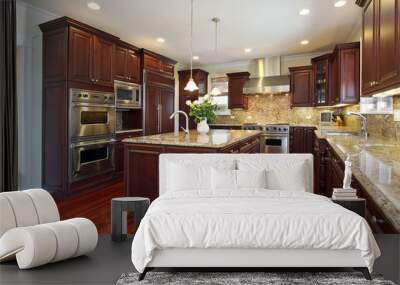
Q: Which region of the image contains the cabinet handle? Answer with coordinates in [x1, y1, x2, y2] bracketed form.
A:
[372, 215, 385, 225]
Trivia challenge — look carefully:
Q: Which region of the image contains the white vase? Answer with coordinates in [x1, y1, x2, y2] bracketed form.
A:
[197, 119, 209, 135]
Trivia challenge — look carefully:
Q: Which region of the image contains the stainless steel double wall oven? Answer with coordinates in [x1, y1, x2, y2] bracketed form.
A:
[69, 89, 116, 182]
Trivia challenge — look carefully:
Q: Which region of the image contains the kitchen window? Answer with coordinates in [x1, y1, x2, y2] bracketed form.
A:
[210, 76, 230, 115]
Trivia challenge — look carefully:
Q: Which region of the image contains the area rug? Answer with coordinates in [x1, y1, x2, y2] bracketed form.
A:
[116, 271, 395, 285]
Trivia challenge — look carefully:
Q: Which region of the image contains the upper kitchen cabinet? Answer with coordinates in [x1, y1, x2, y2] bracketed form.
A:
[362, 0, 400, 95]
[114, 41, 141, 83]
[178, 69, 209, 129]
[142, 50, 175, 78]
[227, 72, 250, 109]
[312, 54, 331, 106]
[69, 27, 114, 87]
[330, 42, 360, 105]
[289, 66, 313, 107]
[40, 17, 118, 88]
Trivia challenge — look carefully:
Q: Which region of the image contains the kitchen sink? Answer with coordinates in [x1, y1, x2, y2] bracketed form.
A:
[323, 131, 359, 136]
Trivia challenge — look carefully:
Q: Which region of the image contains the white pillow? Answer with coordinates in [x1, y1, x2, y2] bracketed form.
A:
[212, 168, 237, 191]
[236, 169, 267, 189]
[167, 162, 212, 192]
[266, 162, 307, 191]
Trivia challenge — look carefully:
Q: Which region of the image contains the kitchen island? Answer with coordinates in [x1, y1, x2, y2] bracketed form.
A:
[123, 130, 261, 200]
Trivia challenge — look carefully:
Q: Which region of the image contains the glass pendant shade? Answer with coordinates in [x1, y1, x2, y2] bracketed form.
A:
[184, 78, 198, 91]
[210, 87, 222, 96]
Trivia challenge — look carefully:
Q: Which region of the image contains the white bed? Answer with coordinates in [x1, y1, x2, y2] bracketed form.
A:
[131, 154, 380, 280]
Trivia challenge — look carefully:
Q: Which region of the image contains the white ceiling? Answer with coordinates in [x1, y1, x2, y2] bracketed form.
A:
[25, 0, 362, 65]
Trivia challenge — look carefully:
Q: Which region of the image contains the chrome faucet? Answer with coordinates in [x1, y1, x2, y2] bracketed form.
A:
[169, 111, 189, 134]
[347, 112, 368, 140]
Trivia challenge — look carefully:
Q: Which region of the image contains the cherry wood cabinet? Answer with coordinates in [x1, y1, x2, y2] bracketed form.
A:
[39, 17, 177, 198]
[69, 27, 114, 87]
[114, 41, 140, 83]
[227, 72, 250, 109]
[143, 83, 175, 135]
[312, 54, 331, 106]
[69, 27, 93, 84]
[178, 69, 209, 129]
[142, 50, 176, 135]
[93, 36, 114, 86]
[115, 131, 143, 177]
[289, 126, 316, 154]
[124, 134, 261, 200]
[330, 42, 360, 105]
[289, 66, 314, 107]
[143, 52, 175, 77]
[362, 0, 400, 95]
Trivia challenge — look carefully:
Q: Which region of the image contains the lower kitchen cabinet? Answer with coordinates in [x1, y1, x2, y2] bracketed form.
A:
[289, 126, 316, 153]
[115, 131, 143, 177]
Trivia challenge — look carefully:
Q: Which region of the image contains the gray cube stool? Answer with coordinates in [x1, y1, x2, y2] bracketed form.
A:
[111, 197, 150, 242]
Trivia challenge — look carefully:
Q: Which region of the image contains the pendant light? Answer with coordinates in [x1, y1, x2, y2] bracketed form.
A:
[184, 0, 199, 92]
[209, 17, 222, 96]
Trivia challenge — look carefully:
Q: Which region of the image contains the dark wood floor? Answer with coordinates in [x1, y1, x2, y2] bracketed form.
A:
[57, 181, 133, 234]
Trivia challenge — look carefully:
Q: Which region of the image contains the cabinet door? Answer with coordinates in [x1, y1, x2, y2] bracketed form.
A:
[329, 52, 339, 105]
[69, 27, 93, 84]
[377, 0, 400, 87]
[126, 50, 140, 83]
[114, 46, 127, 81]
[340, 48, 360, 104]
[362, 0, 377, 93]
[93, 36, 114, 87]
[160, 88, 175, 133]
[228, 77, 248, 109]
[305, 128, 316, 154]
[291, 70, 313, 107]
[290, 127, 305, 153]
[143, 54, 161, 73]
[144, 84, 160, 135]
[160, 62, 174, 77]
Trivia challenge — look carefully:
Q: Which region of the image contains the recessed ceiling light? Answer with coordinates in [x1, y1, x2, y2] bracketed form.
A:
[244, 48, 252, 53]
[192, 56, 199, 60]
[301, 40, 309, 45]
[87, 2, 101, 10]
[299, 8, 310, 16]
[334, 0, 347, 7]
[156, 37, 165, 43]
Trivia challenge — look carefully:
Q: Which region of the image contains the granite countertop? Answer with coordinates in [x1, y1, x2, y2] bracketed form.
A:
[123, 130, 262, 149]
[315, 129, 400, 232]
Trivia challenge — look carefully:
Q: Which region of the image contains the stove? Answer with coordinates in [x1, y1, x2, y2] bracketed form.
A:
[242, 123, 289, 153]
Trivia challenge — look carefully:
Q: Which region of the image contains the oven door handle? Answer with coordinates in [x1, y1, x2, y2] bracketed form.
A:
[72, 103, 116, 108]
[71, 138, 117, 148]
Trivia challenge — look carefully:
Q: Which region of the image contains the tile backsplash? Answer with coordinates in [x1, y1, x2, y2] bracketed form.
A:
[215, 93, 337, 126]
[214, 93, 400, 141]
[343, 96, 400, 141]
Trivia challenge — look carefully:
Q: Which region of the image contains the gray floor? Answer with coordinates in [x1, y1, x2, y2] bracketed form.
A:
[0, 235, 135, 285]
[1, 235, 399, 285]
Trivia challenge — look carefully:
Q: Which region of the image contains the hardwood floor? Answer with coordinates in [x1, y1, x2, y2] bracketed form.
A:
[57, 181, 133, 234]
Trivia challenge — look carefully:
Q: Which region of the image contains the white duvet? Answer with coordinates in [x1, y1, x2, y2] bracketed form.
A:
[131, 190, 380, 273]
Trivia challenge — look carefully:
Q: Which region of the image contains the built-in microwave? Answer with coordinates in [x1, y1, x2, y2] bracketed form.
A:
[320, 111, 334, 125]
[114, 80, 141, 109]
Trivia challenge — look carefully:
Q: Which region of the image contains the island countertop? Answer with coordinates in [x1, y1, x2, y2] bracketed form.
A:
[123, 129, 262, 149]
[315, 130, 400, 232]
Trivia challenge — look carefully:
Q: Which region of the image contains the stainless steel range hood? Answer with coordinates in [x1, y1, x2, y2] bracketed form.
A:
[243, 56, 290, 94]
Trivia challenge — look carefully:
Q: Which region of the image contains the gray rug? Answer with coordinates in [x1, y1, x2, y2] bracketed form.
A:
[116, 271, 395, 285]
